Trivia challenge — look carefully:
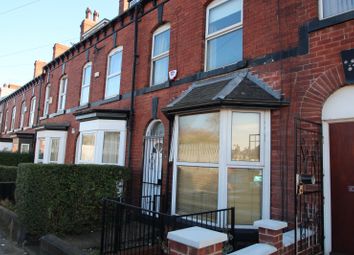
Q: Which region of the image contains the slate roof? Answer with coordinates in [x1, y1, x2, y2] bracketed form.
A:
[162, 70, 287, 115]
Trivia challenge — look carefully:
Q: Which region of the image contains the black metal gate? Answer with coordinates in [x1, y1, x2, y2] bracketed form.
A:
[294, 118, 324, 254]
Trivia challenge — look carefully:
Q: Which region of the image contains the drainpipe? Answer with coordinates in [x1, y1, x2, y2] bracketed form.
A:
[126, 4, 140, 202]
[36, 75, 43, 126]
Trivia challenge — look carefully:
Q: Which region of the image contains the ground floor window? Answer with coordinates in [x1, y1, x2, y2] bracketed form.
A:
[76, 119, 126, 166]
[171, 109, 270, 227]
[35, 131, 67, 164]
[20, 143, 30, 153]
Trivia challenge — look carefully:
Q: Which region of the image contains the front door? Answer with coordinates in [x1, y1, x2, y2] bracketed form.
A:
[141, 121, 164, 212]
[330, 122, 354, 254]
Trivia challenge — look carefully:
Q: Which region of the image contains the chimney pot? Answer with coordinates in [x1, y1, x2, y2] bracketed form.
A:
[85, 7, 92, 19]
[93, 10, 99, 21]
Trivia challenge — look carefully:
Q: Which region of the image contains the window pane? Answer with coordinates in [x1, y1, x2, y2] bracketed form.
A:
[208, 0, 242, 34]
[106, 74, 121, 97]
[228, 168, 262, 225]
[21, 144, 30, 153]
[109, 51, 122, 75]
[323, 0, 354, 18]
[232, 112, 260, 162]
[50, 138, 60, 162]
[207, 29, 242, 70]
[178, 112, 219, 163]
[153, 29, 170, 57]
[152, 56, 169, 85]
[80, 134, 95, 161]
[176, 166, 218, 215]
[80, 86, 90, 105]
[38, 138, 45, 160]
[102, 132, 120, 164]
[83, 65, 92, 85]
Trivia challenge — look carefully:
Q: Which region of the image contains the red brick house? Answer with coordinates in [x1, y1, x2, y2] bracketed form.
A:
[1, 0, 354, 254]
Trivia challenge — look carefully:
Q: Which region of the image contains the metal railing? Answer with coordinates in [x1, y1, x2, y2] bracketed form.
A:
[100, 198, 235, 255]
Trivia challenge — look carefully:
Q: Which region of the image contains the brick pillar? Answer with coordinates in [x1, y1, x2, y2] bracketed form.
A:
[167, 226, 227, 255]
[254, 219, 288, 250]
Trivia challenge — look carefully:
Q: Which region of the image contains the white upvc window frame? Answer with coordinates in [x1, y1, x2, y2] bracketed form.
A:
[150, 24, 170, 86]
[76, 119, 127, 166]
[10, 106, 16, 131]
[43, 84, 51, 117]
[171, 109, 271, 228]
[57, 76, 68, 112]
[29, 97, 36, 127]
[80, 62, 92, 105]
[105, 47, 123, 99]
[78, 132, 97, 164]
[49, 137, 61, 163]
[205, 0, 243, 71]
[20, 143, 30, 154]
[34, 130, 67, 164]
[4, 110, 9, 132]
[20, 101, 26, 129]
[319, 0, 354, 19]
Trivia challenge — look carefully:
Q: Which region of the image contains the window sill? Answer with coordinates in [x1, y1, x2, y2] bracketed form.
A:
[309, 10, 354, 32]
[142, 81, 170, 94]
[39, 115, 48, 120]
[91, 95, 121, 107]
[49, 110, 66, 118]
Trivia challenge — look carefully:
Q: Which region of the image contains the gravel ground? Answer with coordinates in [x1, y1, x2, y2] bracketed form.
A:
[0, 228, 26, 255]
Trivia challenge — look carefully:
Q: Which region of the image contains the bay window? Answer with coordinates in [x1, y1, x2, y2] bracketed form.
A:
[76, 119, 127, 166]
[172, 110, 270, 226]
[151, 25, 170, 86]
[80, 63, 92, 105]
[105, 47, 123, 99]
[206, 0, 243, 71]
[34, 130, 67, 164]
[321, 0, 354, 19]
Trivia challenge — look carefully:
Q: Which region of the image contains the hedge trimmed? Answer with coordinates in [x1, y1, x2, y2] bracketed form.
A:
[0, 152, 33, 166]
[0, 165, 17, 182]
[16, 163, 129, 237]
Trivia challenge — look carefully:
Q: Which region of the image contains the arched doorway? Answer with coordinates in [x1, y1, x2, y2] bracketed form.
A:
[141, 120, 164, 212]
[322, 86, 354, 254]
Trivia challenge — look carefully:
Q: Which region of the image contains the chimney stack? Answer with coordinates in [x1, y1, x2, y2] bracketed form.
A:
[52, 43, 70, 60]
[80, 7, 99, 40]
[119, 0, 130, 15]
[33, 60, 47, 78]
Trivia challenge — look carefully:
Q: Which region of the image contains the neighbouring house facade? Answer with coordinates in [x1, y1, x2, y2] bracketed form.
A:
[0, 0, 354, 254]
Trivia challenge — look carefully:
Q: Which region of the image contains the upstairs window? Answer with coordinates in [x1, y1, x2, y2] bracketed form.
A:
[151, 25, 170, 86]
[206, 0, 243, 71]
[10, 107, 16, 131]
[105, 47, 123, 99]
[321, 0, 354, 19]
[80, 63, 92, 105]
[20, 101, 26, 129]
[43, 85, 51, 116]
[29, 97, 36, 127]
[58, 76, 68, 111]
[4, 110, 9, 132]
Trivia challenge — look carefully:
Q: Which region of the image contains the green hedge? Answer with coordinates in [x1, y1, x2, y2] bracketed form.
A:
[0, 152, 33, 166]
[16, 163, 129, 237]
[0, 165, 17, 182]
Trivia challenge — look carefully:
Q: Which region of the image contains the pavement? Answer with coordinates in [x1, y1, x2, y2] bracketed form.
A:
[0, 227, 26, 255]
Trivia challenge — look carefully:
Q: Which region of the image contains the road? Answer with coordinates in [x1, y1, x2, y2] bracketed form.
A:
[0, 228, 26, 255]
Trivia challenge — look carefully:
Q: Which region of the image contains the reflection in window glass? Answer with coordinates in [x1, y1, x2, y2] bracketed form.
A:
[228, 168, 262, 225]
[208, 0, 242, 34]
[232, 112, 260, 161]
[322, 0, 354, 18]
[20, 144, 30, 154]
[50, 138, 60, 162]
[102, 132, 120, 164]
[178, 113, 219, 163]
[106, 49, 122, 98]
[176, 166, 218, 215]
[80, 134, 95, 161]
[38, 138, 45, 161]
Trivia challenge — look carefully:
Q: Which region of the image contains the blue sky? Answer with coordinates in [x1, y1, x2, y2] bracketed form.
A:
[0, 0, 119, 86]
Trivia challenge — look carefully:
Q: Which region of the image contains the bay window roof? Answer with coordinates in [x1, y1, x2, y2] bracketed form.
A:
[162, 70, 288, 116]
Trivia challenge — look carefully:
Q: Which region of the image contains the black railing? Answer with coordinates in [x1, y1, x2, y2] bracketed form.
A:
[100, 198, 235, 255]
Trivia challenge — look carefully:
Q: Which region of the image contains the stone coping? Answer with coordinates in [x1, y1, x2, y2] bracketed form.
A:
[167, 226, 228, 249]
[254, 219, 288, 231]
[229, 243, 277, 255]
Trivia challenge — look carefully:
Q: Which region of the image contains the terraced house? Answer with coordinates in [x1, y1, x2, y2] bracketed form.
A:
[1, 0, 354, 254]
